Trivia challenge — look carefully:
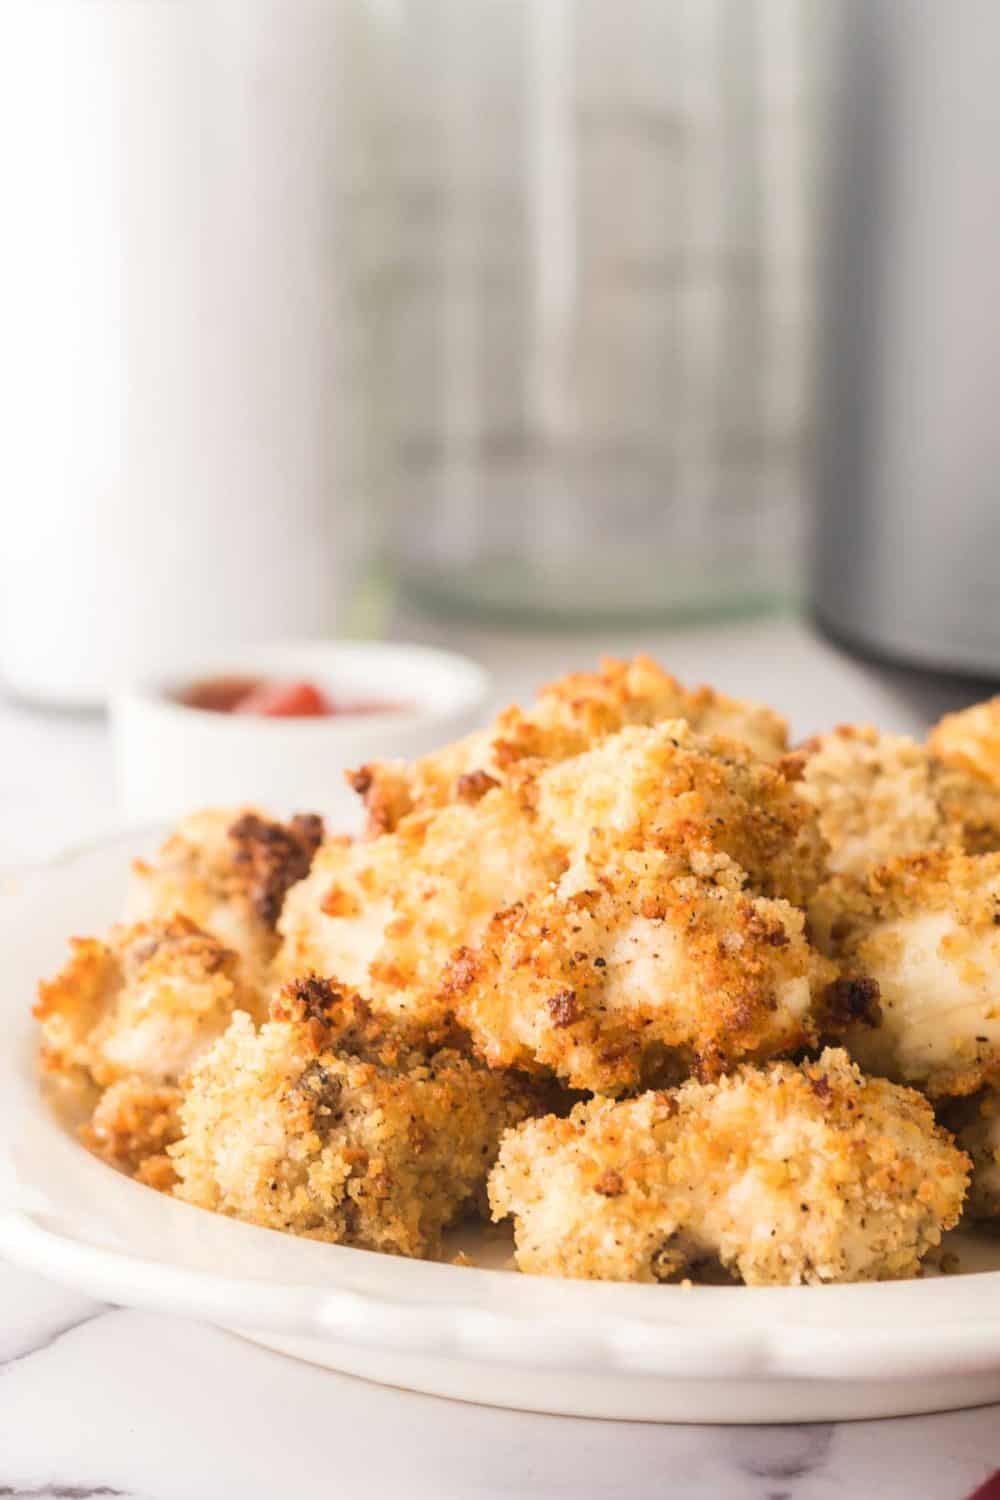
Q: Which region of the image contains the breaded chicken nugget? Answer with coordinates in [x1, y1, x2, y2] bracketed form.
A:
[127, 807, 324, 990]
[350, 655, 788, 834]
[171, 977, 546, 1258]
[489, 1048, 968, 1285]
[536, 720, 824, 908]
[36, 914, 260, 1086]
[276, 722, 822, 1034]
[929, 697, 1000, 787]
[36, 915, 261, 1178]
[274, 788, 565, 1027]
[788, 725, 1000, 880]
[941, 1090, 1000, 1221]
[824, 851, 1000, 1097]
[448, 850, 847, 1093]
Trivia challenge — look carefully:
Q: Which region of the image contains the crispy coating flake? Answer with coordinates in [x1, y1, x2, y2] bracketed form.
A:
[929, 698, 1000, 788]
[942, 1089, 1000, 1220]
[171, 978, 547, 1258]
[350, 655, 788, 834]
[127, 807, 324, 990]
[788, 725, 1000, 880]
[489, 1049, 968, 1285]
[35, 914, 260, 1177]
[449, 850, 840, 1093]
[823, 851, 1000, 1097]
[276, 721, 822, 1034]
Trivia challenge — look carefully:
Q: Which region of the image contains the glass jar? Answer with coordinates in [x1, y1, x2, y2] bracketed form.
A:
[379, 0, 813, 624]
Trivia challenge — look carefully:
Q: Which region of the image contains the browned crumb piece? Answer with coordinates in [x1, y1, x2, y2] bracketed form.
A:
[817, 975, 882, 1033]
[36, 915, 260, 1178]
[789, 724, 1000, 880]
[82, 1076, 181, 1179]
[455, 770, 500, 804]
[818, 850, 1000, 1097]
[228, 811, 325, 926]
[449, 848, 839, 1094]
[126, 807, 324, 989]
[489, 1049, 969, 1285]
[134, 1153, 179, 1192]
[348, 655, 788, 834]
[170, 978, 548, 1259]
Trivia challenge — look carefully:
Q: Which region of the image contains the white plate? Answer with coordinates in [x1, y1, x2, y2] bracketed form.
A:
[5, 829, 1000, 1424]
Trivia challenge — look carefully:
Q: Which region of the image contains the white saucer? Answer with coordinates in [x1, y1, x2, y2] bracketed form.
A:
[4, 828, 1000, 1424]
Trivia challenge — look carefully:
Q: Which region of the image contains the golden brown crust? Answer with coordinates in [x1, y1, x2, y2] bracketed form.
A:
[819, 851, 1000, 1097]
[349, 656, 788, 834]
[271, 973, 466, 1058]
[489, 1049, 969, 1284]
[929, 698, 1000, 788]
[791, 725, 1000, 880]
[35, 914, 258, 1085]
[278, 721, 823, 1041]
[534, 720, 825, 909]
[274, 786, 566, 1032]
[170, 993, 550, 1259]
[126, 807, 324, 990]
[36, 914, 261, 1180]
[450, 849, 839, 1093]
[81, 1076, 181, 1182]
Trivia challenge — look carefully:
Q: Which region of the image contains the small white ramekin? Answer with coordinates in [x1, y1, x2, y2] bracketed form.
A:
[111, 640, 491, 827]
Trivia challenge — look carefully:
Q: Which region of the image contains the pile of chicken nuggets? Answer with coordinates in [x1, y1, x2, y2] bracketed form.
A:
[35, 657, 1000, 1286]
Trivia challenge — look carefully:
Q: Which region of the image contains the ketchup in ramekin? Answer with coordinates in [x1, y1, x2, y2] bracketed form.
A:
[178, 677, 403, 719]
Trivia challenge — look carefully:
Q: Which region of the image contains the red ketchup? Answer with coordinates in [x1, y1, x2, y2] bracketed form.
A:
[179, 676, 401, 719]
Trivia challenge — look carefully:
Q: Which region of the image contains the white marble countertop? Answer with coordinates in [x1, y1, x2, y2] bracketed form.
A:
[3, 613, 1000, 1499]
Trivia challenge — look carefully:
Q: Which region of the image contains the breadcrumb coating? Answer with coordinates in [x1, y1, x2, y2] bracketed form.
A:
[36, 914, 261, 1086]
[350, 655, 788, 834]
[277, 721, 822, 1034]
[449, 849, 843, 1093]
[127, 808, 324, 991]
[789, 725, 1000, 880]
[823, 851, 1000, 1097]
[274, 789, 565, 1028]
[489, 1049, 968, 1285]
[82, 1076, 181, 1187]
[35, 915, 261, 1176]
[929, 698, 1000, 788]
[171, 978, 547, 1258]
[536, 720, 825, 909]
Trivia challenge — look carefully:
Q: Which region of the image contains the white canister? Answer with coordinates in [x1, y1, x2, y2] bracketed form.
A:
[0, 1, 380, 705]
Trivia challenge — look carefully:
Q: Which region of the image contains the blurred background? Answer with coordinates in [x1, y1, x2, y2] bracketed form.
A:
[1, 0, 998, 853]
